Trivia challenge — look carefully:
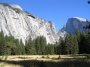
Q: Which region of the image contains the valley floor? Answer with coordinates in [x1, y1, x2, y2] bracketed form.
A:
[0, 55, 90, 67]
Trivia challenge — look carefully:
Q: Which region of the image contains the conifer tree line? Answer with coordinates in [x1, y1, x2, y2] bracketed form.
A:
[0, 31, 55, 55]
[0, 29, 90, 55]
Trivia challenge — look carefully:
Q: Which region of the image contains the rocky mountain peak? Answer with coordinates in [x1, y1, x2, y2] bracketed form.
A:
[9, 4, 23, 10]
[0, 3, 58, 44]
[0, 3, 90, 44]
[71, 17, 87, 22]
[58, 17, 90, 38]
[0, 3, 23, 10]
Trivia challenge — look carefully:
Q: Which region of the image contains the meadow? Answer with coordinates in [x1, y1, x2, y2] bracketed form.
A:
[0, 55, 90, 67]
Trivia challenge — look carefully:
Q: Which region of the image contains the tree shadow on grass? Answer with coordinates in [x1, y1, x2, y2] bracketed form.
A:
[0, 59, 90, 67]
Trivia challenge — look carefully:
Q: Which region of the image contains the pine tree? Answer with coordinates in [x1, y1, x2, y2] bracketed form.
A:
[25, 37, 36, 55]
[45, 44, 55, 55]
[65, 35, 79, 54]
[34, 36, 41, 54]
[34, 36, 47, 55]
[57, 39, 67, 54]
[39, 36, 46, 55]
[78, 33, 90, 54]
[20, 39, 25, 55]
[0, 31, 11, 55]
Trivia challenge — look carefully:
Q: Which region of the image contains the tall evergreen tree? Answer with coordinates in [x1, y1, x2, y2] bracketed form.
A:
[65, 35, 79, 54]
[20, 39, 25, 55]
[0, 31, 11, 55]
[34, 36, 47, 55]
[25, 37, 36, 55]
[45, 44, 55, 55]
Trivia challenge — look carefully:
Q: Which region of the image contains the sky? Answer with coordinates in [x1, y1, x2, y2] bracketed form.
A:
[0, 0, 90, 30]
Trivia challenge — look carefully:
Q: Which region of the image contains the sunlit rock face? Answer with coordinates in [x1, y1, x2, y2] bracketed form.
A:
[0, 3, 58, 44]
[58, 17, 90, 38]
[1, 3, 90, 44]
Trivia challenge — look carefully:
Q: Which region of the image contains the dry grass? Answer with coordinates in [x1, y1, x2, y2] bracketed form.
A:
[0, 62, 22, 67]
[0, 55, 89, 67]
[0, 55, 87, 61]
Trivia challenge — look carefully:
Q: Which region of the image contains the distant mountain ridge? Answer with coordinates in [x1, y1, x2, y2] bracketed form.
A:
[58, 17, 90, 38]
[0, 3, 90, 44]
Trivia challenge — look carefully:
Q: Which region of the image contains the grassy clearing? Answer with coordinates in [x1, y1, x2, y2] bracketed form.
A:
[0, 54, 88, 62]
[0, 62, 21, 67]
[0, 55, 87, 61]
[0, 55, 90, 67]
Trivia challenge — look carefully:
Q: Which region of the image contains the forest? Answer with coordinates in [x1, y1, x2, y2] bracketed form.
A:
[0, 28, 90, 55]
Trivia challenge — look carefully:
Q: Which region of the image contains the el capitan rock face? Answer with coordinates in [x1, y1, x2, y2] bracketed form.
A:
[0, 3, 58, 44]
